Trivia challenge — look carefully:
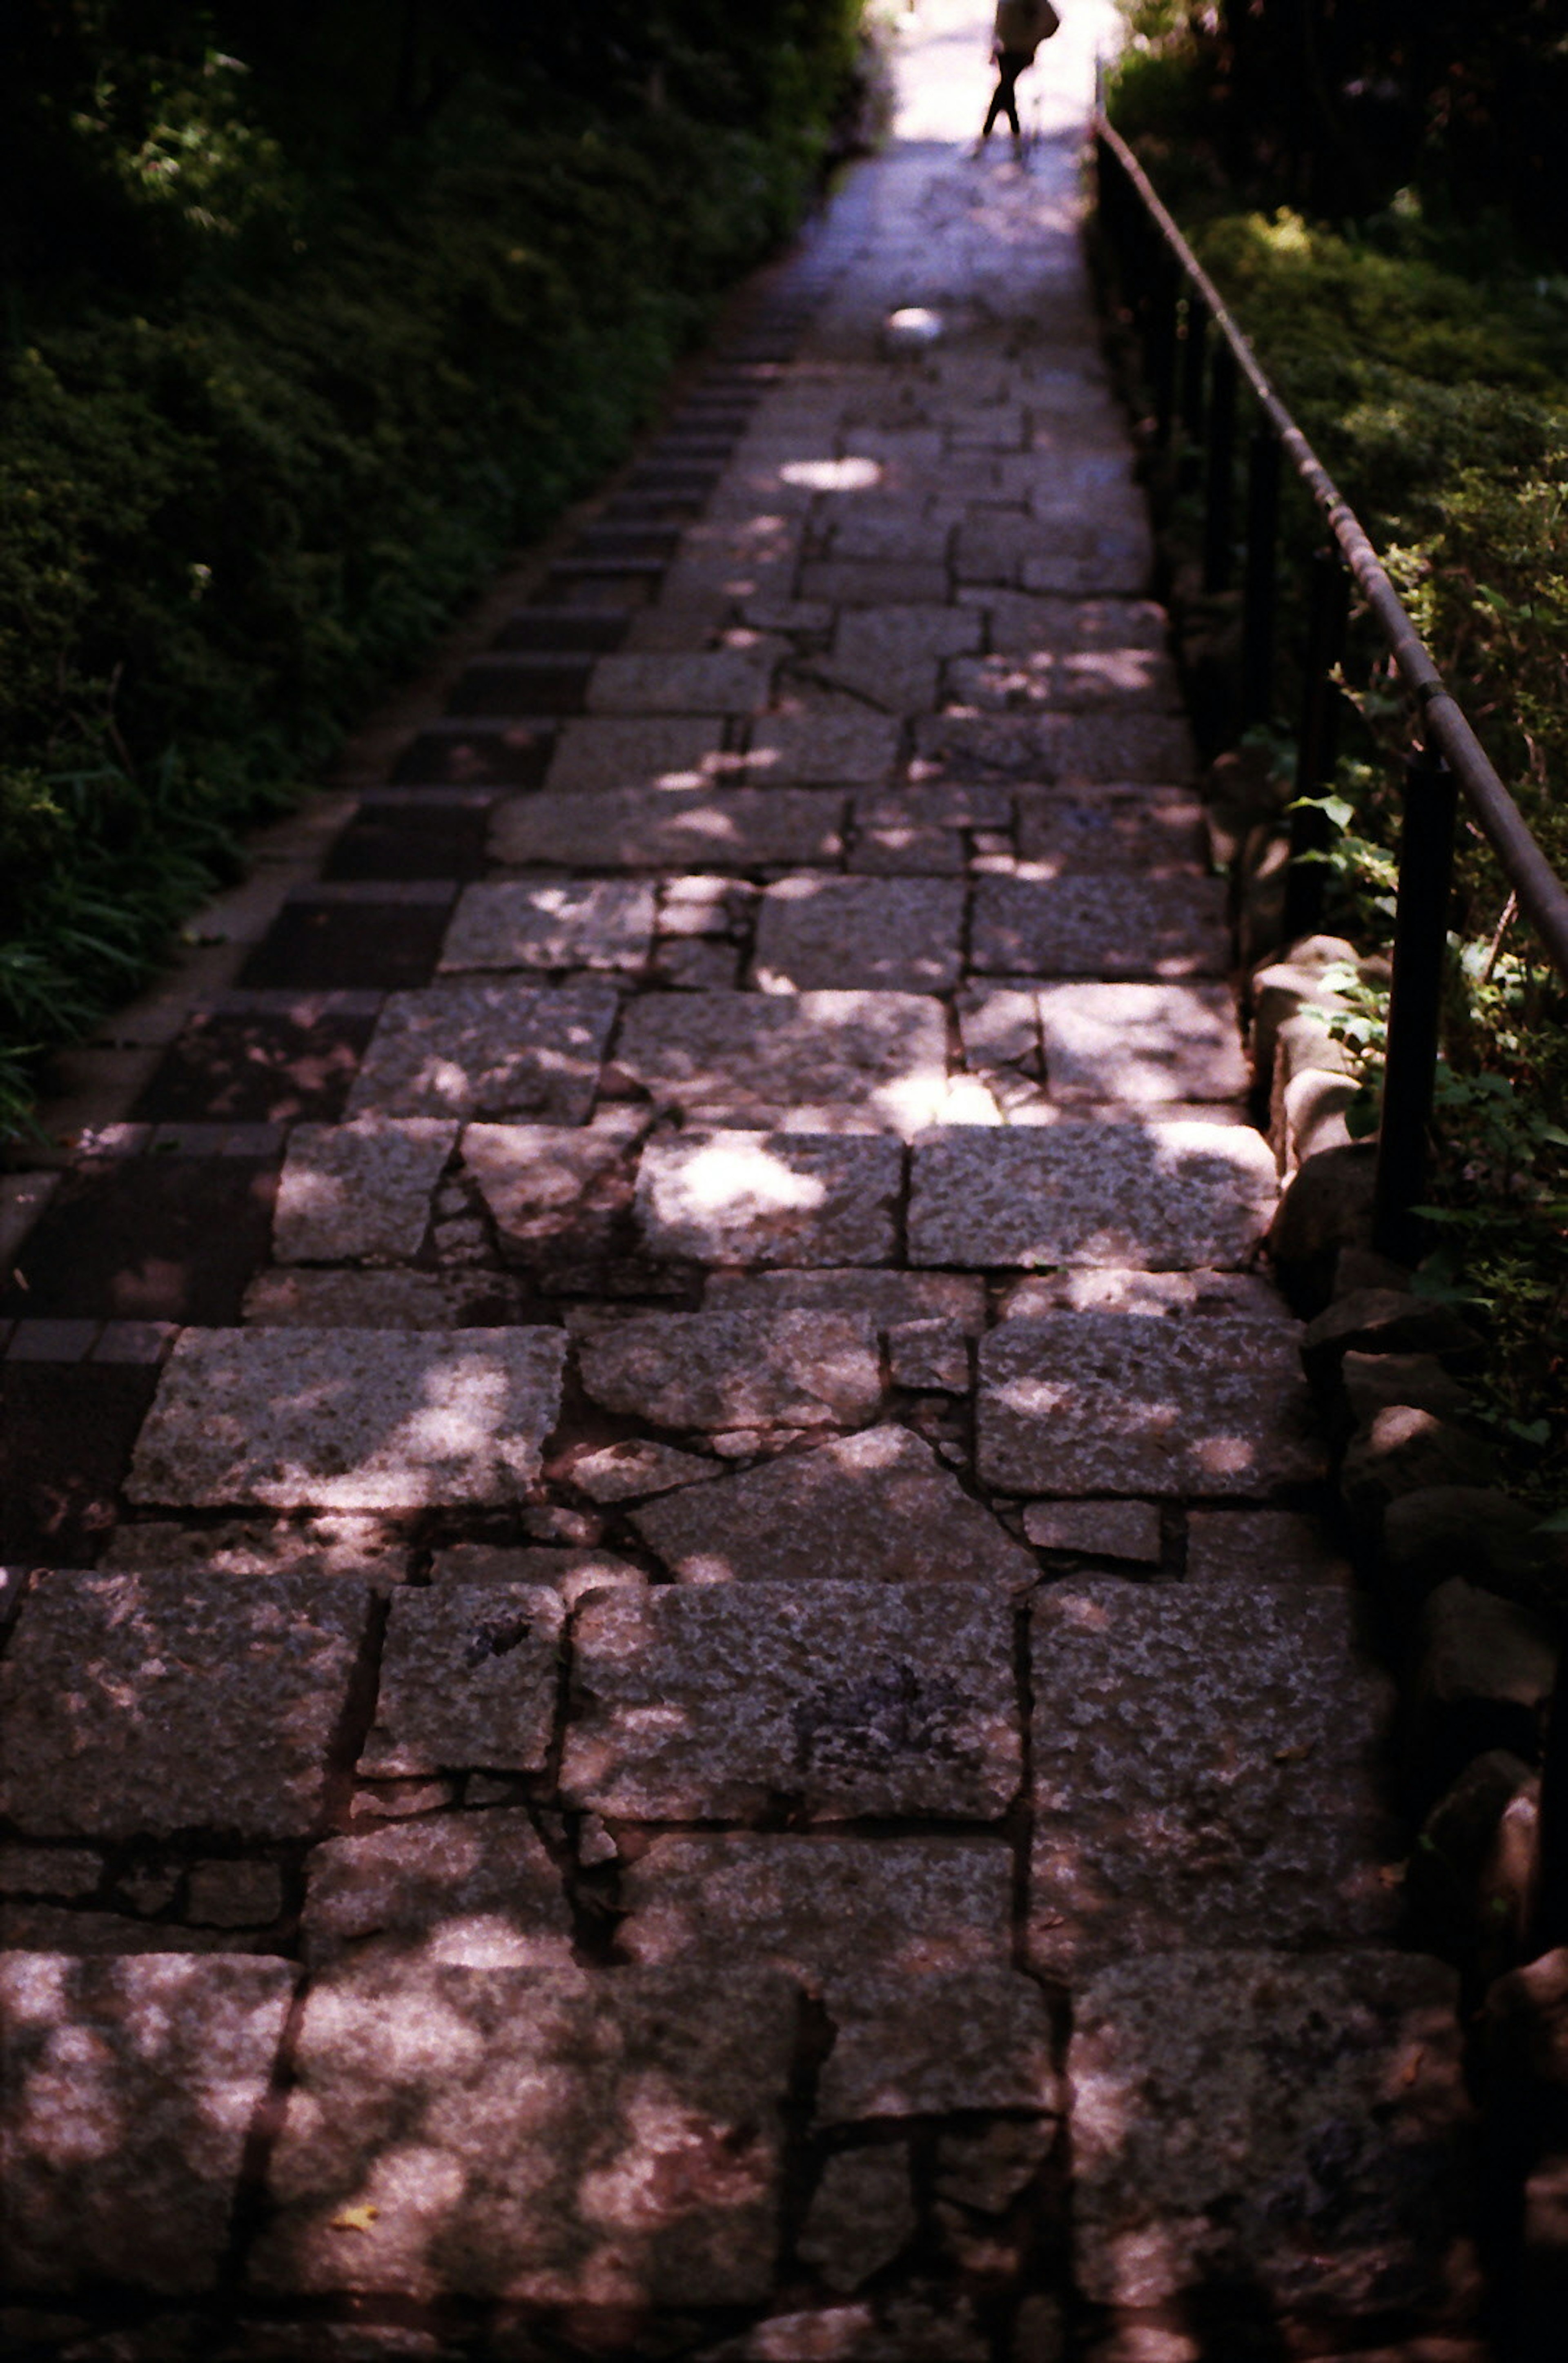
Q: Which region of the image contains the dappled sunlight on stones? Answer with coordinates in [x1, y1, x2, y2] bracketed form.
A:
[753, 876, 965, 995]
[429, 1543, 646, 1605]
[1036, 984, 1246, 1105]
[358, 1585, 564, 1777]
[491, 785, 846, 872]
[273, 1117, 457, 1264]
[614, 991, 951, 1136]
[578, 1309, 880, 1433]
[301, 1811, 576, 1972]
[100, 1510, 407, 1583]
[344, 979, 616, 1124]
[438, 879, 655, 973]
[635, 1131, 900, 1267]
[971, 873, 1229, 980]
[816, 1970, 1058, 2124]
[541, 716, 725, 794]
[462, 1122, 638, 1267]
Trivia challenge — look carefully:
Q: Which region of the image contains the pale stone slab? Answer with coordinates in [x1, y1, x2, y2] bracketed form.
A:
[127, 1327, 567, 1509]
[439, 880, 654, 972]
[491, 785, 845, 871]
[1036, 983, 1247, 1104]
[970, 874, 1229, 979]
[909, 1125, 1278, 1270]
[817, 1970, 1058, 2123]
[999, 1267, 1293, 1322]
[102, 1512, 408, 1584]
[614, 990, 950, 1135]
[0, 1568, 371, 1840]
[1029, 1577, 1399, 1975]
[743, 710, 900, 786]
[587, 650, 774, 715]
[819, 605, 982, 713]
[359, 1585, 565, 1777]
[704, 1269, 986, 1331]
[753, 875, 965, 993]
[1069, 1951, 1472, 2315]
[301, 1810, 576, 1970]
[250, 1964, 797, 2305]
[462, 1123, 635, 1265]
[562, 1581, 1020, 1820]
[569, 1438, 721, 1503]
[632, 1424, 1033, 1592]
[635, 1130, 900, 1266]
[543, 716, 723, 793]
[345, 980, 617, 1122]
[0, 1953, 296, 2294]
[1186, 1508, 1352, 1586]
[1023, 1500, 1162, 1562]
[978, 1314, 1322, 1497]
[1013, 788, 1206, 873]
[430, 1543, 645, 1605]
[799, 2151, 916, 2292]
[577, 1310, 881, 1432]
[274, 1118, 457, 1263]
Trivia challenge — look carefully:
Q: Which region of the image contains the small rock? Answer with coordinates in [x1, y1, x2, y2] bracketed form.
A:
[349, 1778, 459, 1826]
[1022, 1500, 1161, 1564]
[888, 1317, 970, 1394]
[1409, 1750, 1539, 1967]
[798, 2148, 915, 2292]
[935, 2120, 1056, 2215]
[577, 1814, 618, 1866]
[1267, 1141, 1377, 1313]
[1340, 1405, 1495, 1530]
[1383, 1487, 1568, 1617]
[1410, 1578, 1558, 1788]
[570, 1439, 719, 1503]
[1300, 1289, 1484, 1393]
[1338, 1350, 1474, 1438]
[522, 1504, 603, 1546]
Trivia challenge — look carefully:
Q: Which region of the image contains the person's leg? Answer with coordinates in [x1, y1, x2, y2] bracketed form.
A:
[996, 51, 1024, 138]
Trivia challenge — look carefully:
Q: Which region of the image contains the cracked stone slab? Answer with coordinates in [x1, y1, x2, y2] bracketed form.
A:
[461, 1123, 637, 1265]
[913, 711, 1194, 785]
[562, 1581, 1020, 1820]
[799, 2151, 916, 2293]
[704, 1269, 986, 1331]
[816, 1970, 1058, 2123]
[613, 991, 950, 1135]
[301, 1809, 576, 1970]
[0, 1953, 296, 2294]
[632, 1424, 1033, 1591]
[1068, 1951, 1473, 2317]
[127, 1327, 568, 1509]
[635, 1130, 900, 1266]
[742, 710, 901, 786]
[817, 605, 982, 713]
[439, 880, 655, 972]
[358, 1585, 565, 1777]
[1013, 789, 1207, 873]
[977, 1313, 1323, 1497]
[490, 785, 845, 871]
[1036, 983, 1247, 1104]
[577, 1309, 881, 1432]
[274, 1118, 457, 1263]
[1029, 1576, 1401, 1977]
[541, 716, 724, 793]
[586, 650, 775, 715]
[753, 875, 965, 993]
[970, 874, 1229, 979]
[0, 1568, 373, 1840]
[569, 1438, 721, 1503]
[945, 646, 1178, 715]
[344, 979, 617, 1122]
[249, 1964, 798, 2305]
[909, 1124, 1278, 1270]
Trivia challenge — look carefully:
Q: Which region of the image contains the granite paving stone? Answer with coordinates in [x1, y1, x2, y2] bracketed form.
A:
[631, 1423, 1033, 1590]
[0, 1952, 296, 2294]
[909, 1124, 1278, 1270]
[887, 1315, 970, 1391]
[753, 875, 965, 993]
[978, 1313, 1322, 1497]
[569, 1438, 722, 1502]
[577, 1309, 881, 1432]
[1186, 1508, 1352, 1586]
[819, 606, 982, 713]
[359, 1584, 565, 1777]
[491, 785, 845, 871]
[799, 2151, 917, 2293]
[586, 650, 775, 715]
[241, 1268, 519, 1328]
[461, 1122, 637, 1265]
[945, 646, 1178, 714]
[743, 710, 901, 786]
[430, 1543, 646, 1604]
[439, 880, 655, 972]
[1022, 1499, 1163, 1562]
[249, 1964, 798, 2305]
[1012, 788, 1207, 872]
[541, 716, 724, 793]
[0, 1568, 372, 1839]
[127, 1327, 567, 1508]
[998, 1266, 1294, 1322]
[857, 782, 1013, 830]
[934, 2122, 1057, 2216]
[635, 1130, 901, 1266]
[1029, 1576, 1401, 1975]
[301, 1810, 577, 1969]
[101, 1510, 409, 1583]
[970, 873, 1229, 978]
[966, 591, 1167, 655]
[816, 1970, 1059, 2124]
[1036, 983, 1247, 1104]
[1068, 1951, 1474, 2317]
[273, 1118, 457, 1263]
[913, 711, 1193, 785]
[800, 560, 949, 606]
[704, 1268, 985, 1328]
[614, 990, 950, 1134]
[343, 979, 617, 1122]
[561, 1581, 1020, 1820]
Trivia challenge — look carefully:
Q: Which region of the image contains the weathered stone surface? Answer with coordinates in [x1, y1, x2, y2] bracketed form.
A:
[102, 1512, 408, 1583]
[274, 1118, 457, 1263]
[913, 710, 1191, 785]
[241, 1269, 508, 1330]
[801, 559, 950, 607]
[0, 1844, 102, 1898]
[1035, 984, 1246, 1105]
[587, 649, 774, 715]
[0, 1568, 372, 1840]
[1267, 1141, 1377, 1300]
[1340, 1349, 1474, 1434]
[968, 592, 1165, 657]
[345, 980, 617, 1123]
[0, 1952, 296, 2293]
[1341, 1406, 1497, 1528]
[250, 1964, 797, 2304]
[817, 1970, 1059, 2123]
[934, 2121, 1056, 2216]
[1068, 1951, 1473, 2315]
[799, 2150, 916, 2292]
[753, 875, 965, 993]
[909, 1125, 1278, 1272]
[359, 1585, 564, 1777]
[635, 1131, 900, 1267]
[704, 1269, 986, 1331]
[1412, 1578, 1559, 1771]
[1029, 1577, 1399, 1975]
[614, 990, 950, 1135]
[1185, 1509, 1350, 1586]
[439, 880, 655, 972]
[1410, 1750, 1539, 1965]
[0, 1904, 254, 1954]
[301, 1810, 576, 1969]
[492, 786, 844, 872]
[1384, 1486, 1568, 1614]
[188, 1860, 286, 1928]
[998, 1267, 1291, 1321]
[633, 1424, 1033, 1591]
[578, 1310, 881, 1432]
[970, 875, 1228, 979]
[569, 1438, 720, 1503]
[858, 780, 1013, 831]
[541, 715, 724, 793]
[887, 1315, 969, 1392]
[562, 1582, 1020, 1820]
[128, 1328, 567, 1509]
[620, 1834, 1013, 1988]
[462, 1123, 635, 1265]
[743, 710, 901, 786]
[1022, 1500, 1161, 1563]
[820, 605, 982, 713]
[429, 1544, 645, 1605]
[1301, 1288, 1484, 1393]
[694, 2296, 989, 2362]
[1013, 789, 1206, 873]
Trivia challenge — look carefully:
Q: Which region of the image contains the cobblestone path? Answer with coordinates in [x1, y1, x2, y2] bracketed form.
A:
[0, 11, 1482, 2361]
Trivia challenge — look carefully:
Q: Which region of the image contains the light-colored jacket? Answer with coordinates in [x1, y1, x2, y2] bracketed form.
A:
[994, 0, 1060, 59]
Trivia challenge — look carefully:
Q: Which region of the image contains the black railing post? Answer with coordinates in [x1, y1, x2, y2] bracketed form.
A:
[1284, 548, 1352, 940]
[1240, 425, 1281, 727]
[1177, 291, 1207, 493]
[1372, 744, 1459, 1264]
[1203, 341, 1238, 594]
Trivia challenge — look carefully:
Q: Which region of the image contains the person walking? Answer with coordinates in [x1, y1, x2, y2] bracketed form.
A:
[978, 0, 1060, 153]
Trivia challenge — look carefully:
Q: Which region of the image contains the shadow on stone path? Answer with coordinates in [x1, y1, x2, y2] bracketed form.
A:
[0, 8, 1484, 2359]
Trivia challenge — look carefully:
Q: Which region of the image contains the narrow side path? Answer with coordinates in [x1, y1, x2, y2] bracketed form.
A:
[0, 11, 1481, 2361]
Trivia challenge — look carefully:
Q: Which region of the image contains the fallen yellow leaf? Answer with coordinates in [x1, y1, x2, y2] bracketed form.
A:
[1273, 1743, 1313, 1764]
[330, 2204, 380, 2233]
